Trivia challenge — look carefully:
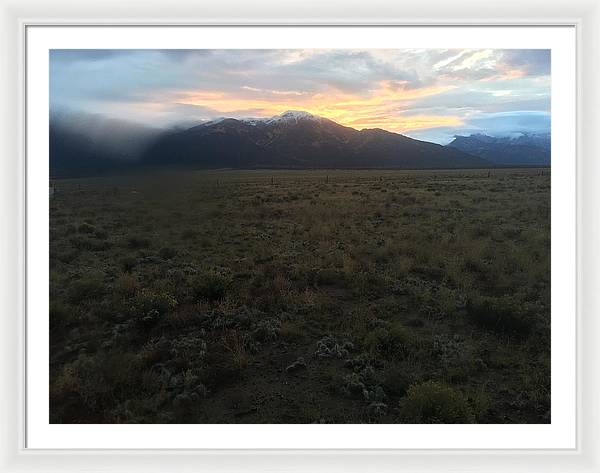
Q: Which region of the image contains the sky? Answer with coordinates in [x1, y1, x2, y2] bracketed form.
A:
[50, 49, 550, 144]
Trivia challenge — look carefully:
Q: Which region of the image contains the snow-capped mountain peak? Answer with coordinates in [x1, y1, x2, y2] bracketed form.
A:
[265, 110, 321, 124]
[200, 117, 227, 127]
[198, 110, 324, 128]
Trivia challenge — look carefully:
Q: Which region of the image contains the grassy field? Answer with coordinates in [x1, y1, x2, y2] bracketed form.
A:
[49, 168, 550, 424]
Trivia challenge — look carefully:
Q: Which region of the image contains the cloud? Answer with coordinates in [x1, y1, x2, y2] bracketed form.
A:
[50, 108, 162, 159]
[279, 50, 422, 92]
[406, 110, 550, 144]
[50, 49, 134, 63]
[467, 111, 550, 134]
[502, 50, 551, 76]
[49, 48, 551, 143]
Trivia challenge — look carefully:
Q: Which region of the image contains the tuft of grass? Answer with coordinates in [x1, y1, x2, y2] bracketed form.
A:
[221, 330, 251, 369]
[400, 381, 474, 423]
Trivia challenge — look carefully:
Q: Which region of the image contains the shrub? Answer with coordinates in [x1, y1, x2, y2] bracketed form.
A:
[78, 222, 96, 234]
[405, 318, 425, 328]
[51, 352, 140, 414]
[380, 365, 412, 396]
[132, 288, 177, 316]
[364, 322, 412, 358]
[49, 301, 74, 329]
[94, 229, 109, 240]
[337, 362, 382, 401]
[315, 268, 345, 287]
[91, 299, 123, 323]
[279, 320, 305, 342]
[432, 333, 463, 365]
[171, 334, 208, 364]
[158, 246, 177, 259]
[192, 270, 232, 302]
[64, 223, 77, 235]
[126, 236, 151, 249]
[349, 270, 386, 298]
[400, 381, 474, 423]
[127, 289, 178, 328]
[466, 295, 534, 335]
[221, 330, 252, 369]
[339, 372, 366, 399]
[68, 275, 106, 303]
[252, 318, 281, 343]
[366, 401, 388, 418]
[54, 248, 79, 263]
[50, 354, 109, 411]
[115, 273, 139, 297]
[69, 236, 111, 251]
[314, 335, 353, 359]
[137, 336, 172, 366]
[119, 256, 137, 272]
[165, 304, 204, 329]
[181, 229, 198, 240]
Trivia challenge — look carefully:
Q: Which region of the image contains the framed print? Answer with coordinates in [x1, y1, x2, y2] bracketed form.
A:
[1, 0, 599, 471]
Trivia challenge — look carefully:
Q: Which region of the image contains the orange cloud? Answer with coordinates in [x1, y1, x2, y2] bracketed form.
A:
[346, 115, 464, 132]
[176, 81, 459, 133]
[479, 68, 527, 82]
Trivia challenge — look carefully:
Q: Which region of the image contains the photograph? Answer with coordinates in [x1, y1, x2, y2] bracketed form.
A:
[48, 48, 551, 425]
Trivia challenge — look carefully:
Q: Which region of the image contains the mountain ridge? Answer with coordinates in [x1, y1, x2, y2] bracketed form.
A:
[51, 110, 556, 178]
[447, 132, 550, 166]
[141, 110, 490, 171]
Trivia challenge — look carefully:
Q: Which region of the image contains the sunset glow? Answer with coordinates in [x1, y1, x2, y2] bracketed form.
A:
[50, 48, 550, 144]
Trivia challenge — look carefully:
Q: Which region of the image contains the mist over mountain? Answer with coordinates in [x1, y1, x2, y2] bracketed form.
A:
[447, 133, 550, 166]
[50, 111, 163, 177]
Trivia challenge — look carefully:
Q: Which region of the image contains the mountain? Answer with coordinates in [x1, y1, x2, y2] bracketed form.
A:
[141, 111, 489, 170]
[447, 133, 550, 166]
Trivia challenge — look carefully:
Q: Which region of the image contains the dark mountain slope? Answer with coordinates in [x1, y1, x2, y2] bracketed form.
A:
[351, 128, 484, 168]
[447, 133, 550, 166]
[142, 111, 489, 169]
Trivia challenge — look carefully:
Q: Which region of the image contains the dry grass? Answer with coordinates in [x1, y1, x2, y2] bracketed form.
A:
[49, 168, 550, 424]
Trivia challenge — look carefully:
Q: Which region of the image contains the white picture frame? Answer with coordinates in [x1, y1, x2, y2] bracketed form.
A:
[1, 0, 599, 471]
